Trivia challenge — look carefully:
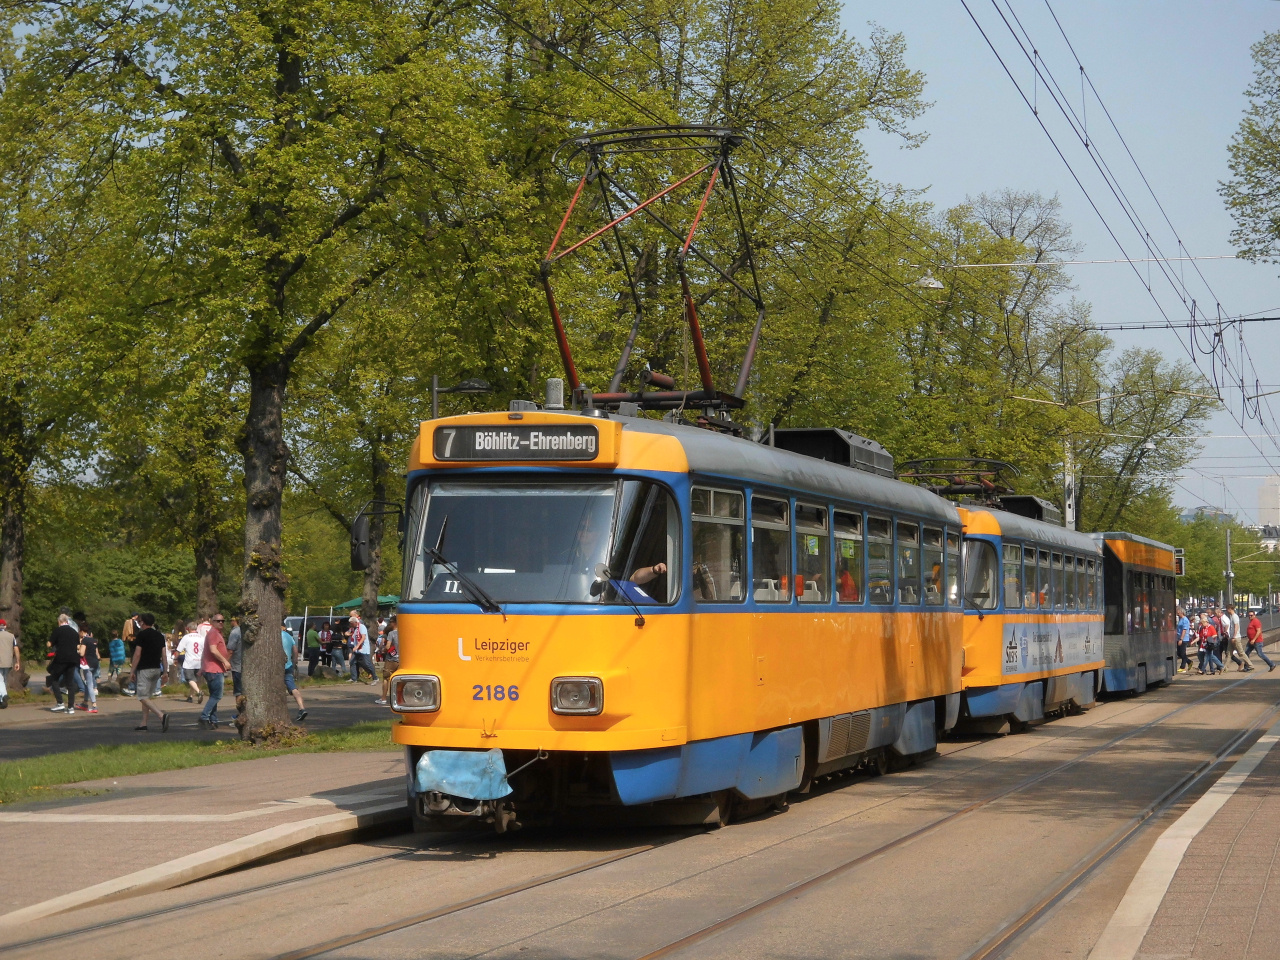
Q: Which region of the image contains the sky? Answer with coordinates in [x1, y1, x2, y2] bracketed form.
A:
[842, 1, 1280, 524]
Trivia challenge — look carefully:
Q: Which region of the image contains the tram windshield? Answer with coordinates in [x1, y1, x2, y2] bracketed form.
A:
[403, 478, 680, 605]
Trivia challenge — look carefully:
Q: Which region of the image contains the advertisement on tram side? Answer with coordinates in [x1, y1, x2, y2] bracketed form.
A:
[1001, 620, 1102, 676]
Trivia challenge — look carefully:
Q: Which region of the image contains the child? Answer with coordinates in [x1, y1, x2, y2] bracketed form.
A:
[108, 629, 126, 679]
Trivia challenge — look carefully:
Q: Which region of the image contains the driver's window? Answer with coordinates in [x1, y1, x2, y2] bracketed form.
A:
[962, 538, 999, 610]
[608, 481, 680, 603]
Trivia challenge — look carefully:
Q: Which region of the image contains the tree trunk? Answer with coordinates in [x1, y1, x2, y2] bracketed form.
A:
[360, 440, 388, 623]
[238, 361, 291, 737]
[0, 481, 24, 642]
[194, 532, 222, 619]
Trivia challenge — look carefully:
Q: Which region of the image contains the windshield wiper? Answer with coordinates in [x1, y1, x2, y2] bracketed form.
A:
[591, 563, 648, 627]
[427, 516, 503, 614]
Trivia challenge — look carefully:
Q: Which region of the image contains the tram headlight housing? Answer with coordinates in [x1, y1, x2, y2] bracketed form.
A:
[392, 675, 440, 713]
[550, 677, 603, 715]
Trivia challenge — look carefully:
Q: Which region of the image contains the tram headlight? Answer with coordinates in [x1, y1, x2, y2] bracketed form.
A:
[392, 675, 440, 713]
[550, 677, 603, 715]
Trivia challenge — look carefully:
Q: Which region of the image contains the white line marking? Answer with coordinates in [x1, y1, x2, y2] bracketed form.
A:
[1088, 713, 1280, 960]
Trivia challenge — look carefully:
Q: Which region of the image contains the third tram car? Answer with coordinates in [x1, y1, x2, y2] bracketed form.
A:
[1094, 532, 1178, 692]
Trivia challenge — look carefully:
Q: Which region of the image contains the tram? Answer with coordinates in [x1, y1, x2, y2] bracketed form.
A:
[386, 410, 965, 829]
[957, 503, 1106, 727]
[1094, 533, 1178, 692]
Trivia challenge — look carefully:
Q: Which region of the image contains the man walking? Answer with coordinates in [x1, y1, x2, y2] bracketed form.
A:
[1246, 609, 1276, 672]
[176, 622, 205, 703]
[199, 614, 232, 728]
[74, 624, 100, 713]
[304, 620, 321, 677]
[130, 613, 169, 732]
[348, 613, 375, 685]
[45, 614, 81, 712]
[0, 619, 17, 708]
[1226, 604, 1253, 672]
[1175, 607, 1192, 673]
[225, 617, 244, 696]
[282, 622, 307, 722]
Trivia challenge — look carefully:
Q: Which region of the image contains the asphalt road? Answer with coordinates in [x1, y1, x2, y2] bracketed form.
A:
[0, 681, 394, 762]
[4, 671, 1276, 960]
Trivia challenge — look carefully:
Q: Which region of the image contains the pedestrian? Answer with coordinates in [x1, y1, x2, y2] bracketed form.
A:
[282, 621, 307, 723]
[74, 624, 100, 713]
[1226, 603, 1253, 672]
[130, 613, 169, 732]
[176, 622, 205, 703]
[1198, 615, 1223, 675]
[304, 620, 321, 677]
[347, 613, 375, 684]
[107, 629, 126, 680]
[225, 617, 244, 696]
[0, 619, 16, 709]
[330, 619, 348, 676]
[45, 613, 81, 712]
[1246, 609, 1276, 672]
[376, 616, 399, 706]
[318, 620, 333, 667]
[199, 613, 232, 728]
[122, 614, 142, 695]
[1175, 606, 1192, 673]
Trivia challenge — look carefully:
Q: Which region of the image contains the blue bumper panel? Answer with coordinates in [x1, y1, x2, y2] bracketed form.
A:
[892, 701, 937, 756]
[1015, 681, 1045, 723]
[1103, 667, 1136, 693]
[965, 684, 1025, 718]
[610, 727, 803, 805]
[414, 748, 513, 801]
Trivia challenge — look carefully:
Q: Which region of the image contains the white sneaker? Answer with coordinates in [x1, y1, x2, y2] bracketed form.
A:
[49, 705, 67, 712]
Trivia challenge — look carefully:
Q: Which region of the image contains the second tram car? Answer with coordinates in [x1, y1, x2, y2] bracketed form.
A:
[957, 505, 1105, 727]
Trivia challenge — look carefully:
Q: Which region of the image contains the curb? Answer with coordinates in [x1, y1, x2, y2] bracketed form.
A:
[0, 800, 408, 929]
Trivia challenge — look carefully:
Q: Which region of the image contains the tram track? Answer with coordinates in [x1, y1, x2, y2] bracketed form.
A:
[257, 678, 1263, 960]
[2, 677, 1260, 960]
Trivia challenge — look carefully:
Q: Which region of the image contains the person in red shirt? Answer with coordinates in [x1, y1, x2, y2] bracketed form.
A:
[199, 614, 232, 729]
[1198, 615, 1223, 675]
[1245, 610, 1276, 672]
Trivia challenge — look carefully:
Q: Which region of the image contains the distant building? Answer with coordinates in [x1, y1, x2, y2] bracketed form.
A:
[1179, 505, 1233, 523]
[1261, 476, 1280, 527]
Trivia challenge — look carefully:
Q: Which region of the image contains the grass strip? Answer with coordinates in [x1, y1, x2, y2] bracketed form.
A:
[0, 720, 397, 806]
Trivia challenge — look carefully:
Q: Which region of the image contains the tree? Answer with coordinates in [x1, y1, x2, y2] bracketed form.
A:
[1223, 30, 1280, 262]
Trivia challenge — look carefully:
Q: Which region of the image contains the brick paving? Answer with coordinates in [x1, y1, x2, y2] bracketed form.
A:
[0, 750, 403, 916]
[1140, 728, 1280, 959]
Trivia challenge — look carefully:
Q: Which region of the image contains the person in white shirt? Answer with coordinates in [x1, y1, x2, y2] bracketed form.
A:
[348, 613, 376, 684]
[176, 622, 205, 702]
[1226, 603, 1253, 672]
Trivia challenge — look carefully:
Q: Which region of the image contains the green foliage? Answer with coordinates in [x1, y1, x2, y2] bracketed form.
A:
[1223, 30, 1280, 262]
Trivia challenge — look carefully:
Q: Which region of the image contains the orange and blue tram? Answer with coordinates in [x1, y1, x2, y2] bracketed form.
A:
[381, 408, 1179, 829]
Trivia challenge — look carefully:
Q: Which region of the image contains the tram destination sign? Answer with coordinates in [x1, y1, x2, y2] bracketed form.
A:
[433, 424, 600, 461]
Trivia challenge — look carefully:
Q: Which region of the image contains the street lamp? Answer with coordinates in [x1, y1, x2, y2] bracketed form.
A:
[913, 270, 945, 290]
[431, 376, 492, 419]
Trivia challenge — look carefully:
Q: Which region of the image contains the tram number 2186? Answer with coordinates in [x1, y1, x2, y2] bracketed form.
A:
[473, 685, 519, 701]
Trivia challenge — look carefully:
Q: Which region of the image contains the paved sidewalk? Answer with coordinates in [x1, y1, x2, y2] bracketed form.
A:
[1135, 721, 1280, 959]
[0, 750, 406, 923]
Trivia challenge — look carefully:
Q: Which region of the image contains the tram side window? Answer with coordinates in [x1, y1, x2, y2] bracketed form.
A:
[1023, 546, 1038, 609]
[752, 496, 791, 603]
[867, 516, 893, 605]
[897, 521, 921, 605]
[691, 487, 745, 603]
[1038, 550, 1051, 609]
[1064, 555, 1077, 610]
[1003, 544, 1023, 610]
[946, 531, 961, 606]
[835, 511, 863, 603]
[795, 503, 831, 603]
[1146, 573, 1156, 629]
[923, 527, 945, 606]
[1075, 558, 1086, 611]
[1086, 560, 1097, 611]
[963, 538, 999, 610]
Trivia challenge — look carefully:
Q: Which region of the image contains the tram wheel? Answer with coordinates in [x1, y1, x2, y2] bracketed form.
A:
[712, 790, 734, 827]
[870, 751, 889, 776]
